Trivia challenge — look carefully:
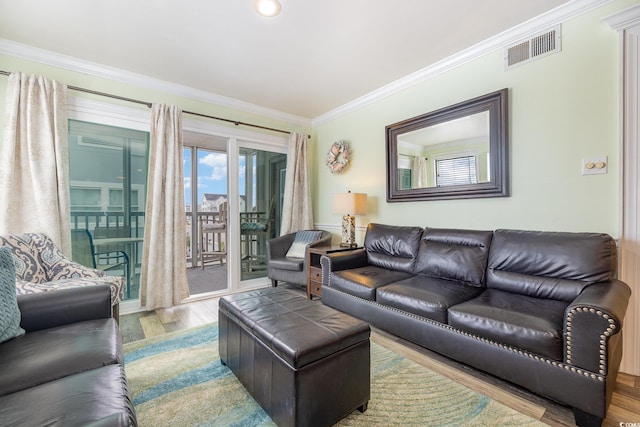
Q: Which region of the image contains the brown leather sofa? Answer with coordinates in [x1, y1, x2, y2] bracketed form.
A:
[321, 223, 631, 427]
[0, 285, 137, 426]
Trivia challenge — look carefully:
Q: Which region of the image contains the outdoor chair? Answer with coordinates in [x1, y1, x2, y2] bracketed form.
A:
[71, 229, 131, 299]
[199, 202, 227, 269]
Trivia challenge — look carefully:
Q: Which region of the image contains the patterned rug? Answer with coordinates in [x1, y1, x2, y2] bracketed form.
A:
[124, 324, 544, 426]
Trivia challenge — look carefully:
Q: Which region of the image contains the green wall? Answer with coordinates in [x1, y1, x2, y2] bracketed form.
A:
[312, 1, 628, 238]
[1, 0, 634, 238]
[0, 54, 311, 141]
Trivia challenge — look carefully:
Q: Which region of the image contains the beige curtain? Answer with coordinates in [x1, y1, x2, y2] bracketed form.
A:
[412, 156, 428, 188]
[140, 104, 189, 309]
[0, 72, 71, 255]
[280, 132, 313, 235]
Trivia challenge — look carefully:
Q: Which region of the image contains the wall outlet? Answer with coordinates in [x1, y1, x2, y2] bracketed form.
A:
[582, 156, 608, 175]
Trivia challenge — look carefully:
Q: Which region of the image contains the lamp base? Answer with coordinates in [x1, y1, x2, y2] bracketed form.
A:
[341, 214, 356, 247]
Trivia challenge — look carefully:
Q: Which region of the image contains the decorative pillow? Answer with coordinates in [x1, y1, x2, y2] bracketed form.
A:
[286, 231, 324, 259]
[0, 247, 25, 343]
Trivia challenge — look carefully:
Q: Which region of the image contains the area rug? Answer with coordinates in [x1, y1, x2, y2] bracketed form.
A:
[124, 324, 544, 426]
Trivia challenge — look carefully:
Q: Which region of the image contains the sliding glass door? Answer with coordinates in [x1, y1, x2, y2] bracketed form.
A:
[184, 133, 229, 295]
[239, 147, 286, 281]
[68, 119, 149, 302]
[184, 132, 287, 288]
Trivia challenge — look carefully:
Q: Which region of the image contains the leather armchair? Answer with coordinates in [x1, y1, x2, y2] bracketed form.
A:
[267, 230, 331, 287]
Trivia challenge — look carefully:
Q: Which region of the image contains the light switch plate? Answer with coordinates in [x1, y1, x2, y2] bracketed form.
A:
[582, 156, 608, 175]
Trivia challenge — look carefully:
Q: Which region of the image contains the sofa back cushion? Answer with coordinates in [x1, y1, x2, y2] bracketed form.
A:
[414, 228, 493, 287]
[487, 229, 618, 301]
[364, 223, 423, 273]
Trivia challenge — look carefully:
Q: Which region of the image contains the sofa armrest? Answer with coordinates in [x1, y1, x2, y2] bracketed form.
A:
[564, 279, 631, 373]
[321, 249, 368, 287]
[17, 285, 113, 332]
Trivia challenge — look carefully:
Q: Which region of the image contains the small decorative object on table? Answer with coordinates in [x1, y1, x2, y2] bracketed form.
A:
[326, 140, 350, 174]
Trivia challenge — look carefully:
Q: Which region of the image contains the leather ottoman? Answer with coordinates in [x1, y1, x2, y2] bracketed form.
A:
[219, 287, 370, 427]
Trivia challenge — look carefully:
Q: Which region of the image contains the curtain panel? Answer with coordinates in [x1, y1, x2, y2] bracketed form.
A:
[0, 72, 71, 255]
[412, 156, 428, 189]
[140, 104, 189, 309]
[280, 132, 313, 235]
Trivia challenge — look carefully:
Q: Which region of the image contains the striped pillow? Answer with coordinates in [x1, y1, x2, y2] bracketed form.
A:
[285, 231, 323, 259]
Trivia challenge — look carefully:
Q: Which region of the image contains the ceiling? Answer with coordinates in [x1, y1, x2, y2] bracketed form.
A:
[0, 0, 570, 120]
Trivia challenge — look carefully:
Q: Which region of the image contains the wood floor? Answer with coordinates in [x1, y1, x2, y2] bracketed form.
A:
[120, 292, 640, 427]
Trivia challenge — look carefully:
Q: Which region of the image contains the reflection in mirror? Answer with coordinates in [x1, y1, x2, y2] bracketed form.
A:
[397, 111, 490, 189]
[386, 89, 508, 202]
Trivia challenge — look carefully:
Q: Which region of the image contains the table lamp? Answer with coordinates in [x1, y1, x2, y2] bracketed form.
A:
[332, 191, 367, 247]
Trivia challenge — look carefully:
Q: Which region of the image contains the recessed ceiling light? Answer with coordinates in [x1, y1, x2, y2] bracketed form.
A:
[254, 0, 281, 17]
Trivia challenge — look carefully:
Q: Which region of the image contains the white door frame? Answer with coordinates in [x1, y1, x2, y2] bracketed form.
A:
[604, 4, 640, 376]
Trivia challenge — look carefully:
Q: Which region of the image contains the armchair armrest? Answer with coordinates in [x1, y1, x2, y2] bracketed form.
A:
[564, 279, 631, 373]
[46, 258, 106, 281]
[17, 285, 113, 333]
[308, 234, 332, 250]
[42, 237, 106, 281]
[321, 249, 368, 287]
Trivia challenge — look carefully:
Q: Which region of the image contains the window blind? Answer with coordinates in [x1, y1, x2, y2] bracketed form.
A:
[436, 156, 478, 187]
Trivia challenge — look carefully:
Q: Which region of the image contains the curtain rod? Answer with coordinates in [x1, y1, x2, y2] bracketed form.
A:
[0, 69, 306, 138]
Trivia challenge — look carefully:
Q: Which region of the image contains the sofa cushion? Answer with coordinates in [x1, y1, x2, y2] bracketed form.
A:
[330, 266, 413, 300]
[364, 223, 423, 273]
[448, 289, 568, 360]
[0, 247, 25, 343]
[414, 228, 493, 286]
[487, 229, 618, 301]
[377, 276, 484, 323]
[0, 318, 122, 397]
[268, 257, 303, 272]
[0, 364, 136, 427]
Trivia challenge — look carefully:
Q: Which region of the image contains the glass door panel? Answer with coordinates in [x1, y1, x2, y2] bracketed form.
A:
[183, 132, 229, 295]
[239, 147, 286, 281]
[68, 119, 149, 302]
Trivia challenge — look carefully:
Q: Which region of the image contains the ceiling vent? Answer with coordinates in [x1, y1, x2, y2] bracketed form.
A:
[504, 25, 561, 70]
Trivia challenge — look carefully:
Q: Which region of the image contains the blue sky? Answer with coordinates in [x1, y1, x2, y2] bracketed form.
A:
[183, 149, 245, 208]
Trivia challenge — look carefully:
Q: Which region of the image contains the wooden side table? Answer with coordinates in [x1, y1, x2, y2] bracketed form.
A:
[307, 245, 362, 300]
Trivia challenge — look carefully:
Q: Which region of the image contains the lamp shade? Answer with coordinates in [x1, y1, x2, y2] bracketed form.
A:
[332, 192, 367, 215]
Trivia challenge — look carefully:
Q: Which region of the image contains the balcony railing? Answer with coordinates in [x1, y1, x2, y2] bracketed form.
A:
[70, 211, 145, 237]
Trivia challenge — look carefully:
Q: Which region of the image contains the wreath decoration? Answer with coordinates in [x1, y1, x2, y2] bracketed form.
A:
[326, 140, 350, 174]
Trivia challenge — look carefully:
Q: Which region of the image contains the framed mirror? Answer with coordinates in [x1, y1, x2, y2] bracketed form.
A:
[386, 89, 509, 202]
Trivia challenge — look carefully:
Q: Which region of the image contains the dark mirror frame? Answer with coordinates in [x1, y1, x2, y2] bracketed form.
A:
[386, 88, 509, 202]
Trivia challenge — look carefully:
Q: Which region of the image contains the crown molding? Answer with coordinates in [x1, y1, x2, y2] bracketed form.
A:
[0, 38, 312, 128]
[603, 4, 640, 30]
[312, 0, 614, 126]
[0, 0, 613, 128]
